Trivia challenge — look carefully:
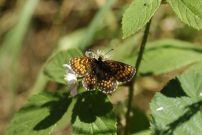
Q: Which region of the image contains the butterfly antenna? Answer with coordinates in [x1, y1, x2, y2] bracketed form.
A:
[104, 49, 114, 56]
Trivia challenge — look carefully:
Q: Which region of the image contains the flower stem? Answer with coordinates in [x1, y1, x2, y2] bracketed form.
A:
[124, 19, 152, 135]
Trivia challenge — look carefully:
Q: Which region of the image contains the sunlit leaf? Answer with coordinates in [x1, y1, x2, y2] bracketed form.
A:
[150, 70, 202, 135]
[71, 91, 117, 135]
[43, 49, 82, 84]
[139, 39, 202, 75]
[122, 0, 161, 38]
[6, 92, 73, 135]
[167, 0, 202, 30]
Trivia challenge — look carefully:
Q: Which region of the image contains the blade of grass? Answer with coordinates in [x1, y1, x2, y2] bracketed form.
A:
[0, 0, 39, 113]
[80, 0, 115, 50]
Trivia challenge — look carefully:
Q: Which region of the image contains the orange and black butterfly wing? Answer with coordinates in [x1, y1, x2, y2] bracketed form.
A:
[104, 60, 136, 83]
[96, 75, 118, 94]
[82, 74, 97, 91]
[69, 57, 95, 77]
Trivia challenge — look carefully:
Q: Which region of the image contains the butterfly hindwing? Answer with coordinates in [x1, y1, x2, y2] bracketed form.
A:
[104, 60, 136, 83]
[97, 74, 117, 94]
[82, 74, 97, 90]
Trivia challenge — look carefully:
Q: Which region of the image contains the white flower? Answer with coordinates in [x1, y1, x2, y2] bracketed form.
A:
[63, 64, 77, 96]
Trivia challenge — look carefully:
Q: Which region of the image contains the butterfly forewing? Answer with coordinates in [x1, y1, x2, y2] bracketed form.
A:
[69, 57, 95, 76]
[104, 60, 136, 82]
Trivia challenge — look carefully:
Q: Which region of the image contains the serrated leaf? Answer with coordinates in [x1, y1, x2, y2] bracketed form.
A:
[71, 91, 117, 135]
[6, 92, 73, 135]
[122, 0, 161, 38]
[167, 0, 202, 30]
[177, 70, 202, 100]
[189, 62, 202, 73]
[43, 49, 82, 84]
[150, 70, 202, 135]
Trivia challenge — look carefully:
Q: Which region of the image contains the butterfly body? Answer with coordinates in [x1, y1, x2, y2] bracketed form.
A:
[69, 51, 135, 94]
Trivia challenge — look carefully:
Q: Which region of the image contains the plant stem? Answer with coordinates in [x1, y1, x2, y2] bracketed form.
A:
[124, 19, 152, 135]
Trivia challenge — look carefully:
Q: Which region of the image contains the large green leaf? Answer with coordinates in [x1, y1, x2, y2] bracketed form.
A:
[150, 70, 202, 135]
[103, 39, 202, 76]
[122, 0, 161, 38]
[188, 62, 202, 73]
[6, 92, 73, 135]
[167, 0, 202, 30]
[43, 49, 82, 84]
[139, 39, 202, 75]
[71, 91, 117, 135]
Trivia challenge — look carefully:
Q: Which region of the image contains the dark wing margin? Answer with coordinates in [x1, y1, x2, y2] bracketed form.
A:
[104, 60, 136, 83]
[69, 57, 95, 77]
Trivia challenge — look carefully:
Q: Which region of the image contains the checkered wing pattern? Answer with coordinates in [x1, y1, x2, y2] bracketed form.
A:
[104, 60, 136, 83]
[69, 57, 95, 76]
[82, 74, 97, 90]
[97, 75, 117, 94]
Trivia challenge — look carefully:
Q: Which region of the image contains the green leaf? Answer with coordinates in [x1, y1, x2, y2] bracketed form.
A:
[6, 92, 73, 135]
[132, 129, 151, 135]
[106, 39, 202, 76]
[138, 39, 202, 75]
[178, 70, 202, 100]
[71, 91, 117, 135]
[189, 62, 202, 74]
[122, 0, 161, 38]
[43, 49, 82, 84]
[167, 0, 202, 30]
[150, 70, 202, 135]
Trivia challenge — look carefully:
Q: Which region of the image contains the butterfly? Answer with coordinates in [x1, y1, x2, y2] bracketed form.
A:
[69, 50, 136, 94]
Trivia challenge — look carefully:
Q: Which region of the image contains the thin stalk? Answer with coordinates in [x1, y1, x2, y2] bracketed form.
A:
[124, 19, 152, 135]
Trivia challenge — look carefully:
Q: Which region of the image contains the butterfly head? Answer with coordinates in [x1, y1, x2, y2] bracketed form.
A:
[85, 49, 114, 61]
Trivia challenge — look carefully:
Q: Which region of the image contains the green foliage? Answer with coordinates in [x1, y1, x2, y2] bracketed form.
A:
[167, 0, 202, 30]
[150, 69, 202, 135]
[139, 39, 202, 75]
[43, 49, 82, 84]
[132, 129, 151, 135]
[122, 0, 202, 38]
[6, 90, 117, 135]
[6, 92, 73, 135]
[122, 0, 161, 38]
[71, 91, 117, 135]
[111, 39, 202, 76]
[6, 0, 202, 134]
